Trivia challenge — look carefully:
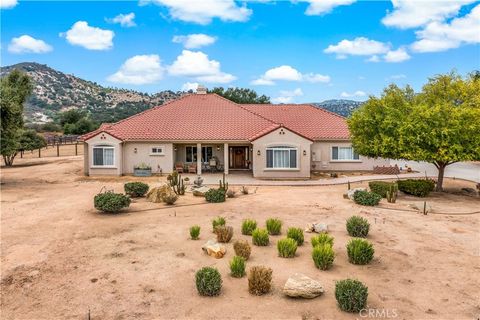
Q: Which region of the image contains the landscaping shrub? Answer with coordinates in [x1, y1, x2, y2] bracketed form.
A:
[397, 179, 435, 197]
[94, 192, 131, 213]
[241, 186, 249, 195]
[368, 181, 396, 198]
[248, 266, 272, 295]
[266, 218, 282, 235]
[212, 216, 226, 232]
[233, 240, 251, 260]
[229, 256, 246, 278]
[312, 244, 335, 270]
[215, 225, 233, 243]
[277, 238, 297, 258]
[353, 190, 382, 206]
[163, 193, 178, 205]
[287, 227, 304, 245]
[190, 225, 200, 240]
[311, 233, 334, 247]
[241, 219, 257, 235]
[226, 189, 236, 198]
[205, 188, 226, 203]
[124, 182, 149, 197]
[252, 228, 269, 246]
[335, 279, 368, 313]
[347, 238, 374, 265]
[346, 216, 370, 238]
[195, 267, 222, 296]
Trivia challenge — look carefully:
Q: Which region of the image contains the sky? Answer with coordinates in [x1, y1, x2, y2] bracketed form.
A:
[1, 0, 479, 103]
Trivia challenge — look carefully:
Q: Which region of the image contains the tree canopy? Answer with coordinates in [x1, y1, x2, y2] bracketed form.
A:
[208, 87, 270, 104]
[58, 109, 96, 134]
[348, 71, 480, 191]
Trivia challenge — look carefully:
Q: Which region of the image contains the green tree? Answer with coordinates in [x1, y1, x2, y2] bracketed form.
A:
[348, 72, 480, 191]
[18, 129, 47, 151]
[208, 87, 270, 104]
[58, 109, 86, 126]
[1, 70, 33, 166]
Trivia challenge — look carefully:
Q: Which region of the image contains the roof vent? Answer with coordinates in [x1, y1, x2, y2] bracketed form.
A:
[196, 84, 207, 95]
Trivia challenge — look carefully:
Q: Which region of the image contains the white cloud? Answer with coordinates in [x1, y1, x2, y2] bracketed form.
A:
[367, 55, 380, 62]
[251, 65, 330, 85]
[272, 88, 303, 104]
[107, 13, 136, 27]
[383, 47, 411, 62]
[172, 34, 217, 49]
[0, 0, 17, 9]
[168, 50, 236, 84]
[107, 54, 164, 85]
[340, 90, 366, 98]
[8, 35, 53, 54]
[382, 0, 475, 29]
[61, 21, 114, 50]
[181, 82, 199, 91]
[324, 37, 390, 58]
[411, 4, 480, 52]
[302, 0, 356, 15]
[149, 0, 251, 24]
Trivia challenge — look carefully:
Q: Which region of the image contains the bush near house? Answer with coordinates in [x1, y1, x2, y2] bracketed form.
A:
[277, 238, 297, 258]
[241, 219, 257, 235]
[94, 192, 131, 213]
[311, 233, 334, 248]
[368, 181, 396, 198]
[266, 218, 282, 235]
[124, 182, 149, 197]
[346, 216, 370, 238]
[335, 279, 368, 313]
[312, 244, 335, 270]
[252, 229, 269, 246]
[229, 256, 246, 278]
[286, 227, 304, 246]
[215, 226, 234, 243]
[190, 225, 200, 240]
[248, 266, 273, 295]
[233, 240, 251, 260]
[195, 267, 222, 296]
[347, 238, 375, 265]
[353, 190, 382, 206]
[212, 216, 226, 232]
[397, 179, 435, 197]
[163, 193, 178, 205]
[205, 188, 226, 203]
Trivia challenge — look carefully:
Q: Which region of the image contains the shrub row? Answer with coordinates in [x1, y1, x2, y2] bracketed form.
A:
[353, 190, 382, 206]
[397, 179, 435, 197]
[368, 181, 396, 198]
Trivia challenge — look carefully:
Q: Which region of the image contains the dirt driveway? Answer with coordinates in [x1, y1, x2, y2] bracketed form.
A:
[1, 156, 479, 320]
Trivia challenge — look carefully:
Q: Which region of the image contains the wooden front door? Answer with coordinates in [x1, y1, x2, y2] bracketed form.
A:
[229, 146, 249, 169]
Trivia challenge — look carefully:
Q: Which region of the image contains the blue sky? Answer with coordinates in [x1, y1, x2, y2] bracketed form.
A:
[1, 0, 479, 103]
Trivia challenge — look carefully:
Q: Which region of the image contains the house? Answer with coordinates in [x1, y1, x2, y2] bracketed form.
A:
[80, 88, 388, 178]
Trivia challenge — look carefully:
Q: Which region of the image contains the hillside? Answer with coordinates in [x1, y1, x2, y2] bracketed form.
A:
[0, 62, 185, 124]
[313, 99, 364, 117]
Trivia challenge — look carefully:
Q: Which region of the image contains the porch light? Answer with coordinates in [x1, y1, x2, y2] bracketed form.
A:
[216, 145, 220, 151]
[134, 148, 137, 153]
[303, 150, 307, 156]
[257, 150, 261, 156]
[174, 146, 178, 151]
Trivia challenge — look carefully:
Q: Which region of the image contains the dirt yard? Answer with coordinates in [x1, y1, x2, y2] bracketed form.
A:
[1, 156, 479, 320]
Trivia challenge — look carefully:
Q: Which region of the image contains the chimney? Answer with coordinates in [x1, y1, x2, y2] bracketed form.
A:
[196, 84, 207, 95]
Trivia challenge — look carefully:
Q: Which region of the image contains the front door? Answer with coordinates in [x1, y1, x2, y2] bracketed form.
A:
[229, 146, 250, 169]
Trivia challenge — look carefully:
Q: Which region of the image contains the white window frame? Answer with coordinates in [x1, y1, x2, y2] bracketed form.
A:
[330, 146, 361, 162]
[265, 146, 298, 170]
[150, 145, 165, 156]
[92, 145, 116, 168]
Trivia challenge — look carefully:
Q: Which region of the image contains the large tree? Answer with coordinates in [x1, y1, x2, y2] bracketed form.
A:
[1, 70, 33, 166]
[208, 87, 270, 104]
[348, 72, 480, 191]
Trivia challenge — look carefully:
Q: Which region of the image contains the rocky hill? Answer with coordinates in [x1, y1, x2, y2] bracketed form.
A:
[0, 62, 185, 124]
[313, 99, 364, 117]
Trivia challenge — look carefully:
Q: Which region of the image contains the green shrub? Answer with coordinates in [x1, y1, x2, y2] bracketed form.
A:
[233, 240, 251, 260]
[252, 228, 269, 246]
[212, 216, 226, 232]
[311, 233, 334, 247]
[124, 182, 149, 197]
[94, 192, 131, 213]
[353, 190, 382, 206]
[266, 218, 282, 235]
[195, 267, 222, 296]
[368, 181, 396, 198]
[335, 279, 368, 312]
[347, 238, 374, 265]
[229, 256, 246, 278]
[346, 216, 370, 238]
[312, 244, 335, 270]
[287, 227, 304, 246]
[241, 219, 257, 235]
[277, 238, 297, 258]
[215, 225, 233, 243]
[205, 188, 226, 203]
[397, 179, 435, 197]
[190, 225, 200, 240]
[163, 193, 178, 205]
[248, 266, 272, 295]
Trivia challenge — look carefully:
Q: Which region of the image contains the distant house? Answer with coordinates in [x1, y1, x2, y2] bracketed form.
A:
[80, 88, 388, 178]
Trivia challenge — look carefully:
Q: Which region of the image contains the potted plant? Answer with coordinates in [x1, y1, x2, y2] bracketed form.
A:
[134, 162, 152, 177]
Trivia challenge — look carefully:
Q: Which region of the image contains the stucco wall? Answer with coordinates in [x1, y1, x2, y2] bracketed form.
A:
[252, 128, 312, 179]
[122, 142, 174, 174]
[85, 132, 122, 176]
[311, 141, 389, 171]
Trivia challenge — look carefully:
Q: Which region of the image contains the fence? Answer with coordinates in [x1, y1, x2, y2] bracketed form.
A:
[19, 142, 84, 159]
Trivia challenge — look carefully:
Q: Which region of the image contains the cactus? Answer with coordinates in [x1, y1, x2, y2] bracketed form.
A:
[386, 184, 398, 203]
[219, 172, 229, 193]
[348, 181, 351, 190]
[170, 170, 186, 195]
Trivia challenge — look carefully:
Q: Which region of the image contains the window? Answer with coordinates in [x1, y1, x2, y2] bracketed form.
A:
[186, 146, 213, 163]
[266, 146, 297, 169]
[331, 146, 360, 161]
[151, 146, 164, 155]
[202, 147, 213, 162]
[93, 145, 114, 166]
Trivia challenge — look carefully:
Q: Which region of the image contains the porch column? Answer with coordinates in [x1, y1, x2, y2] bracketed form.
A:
[224, 143, 229, 174]
[197, 143, 202, 175]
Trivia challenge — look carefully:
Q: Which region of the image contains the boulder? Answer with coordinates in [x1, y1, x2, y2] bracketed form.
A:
[146, 184, 174, 203]
[305, 223, 329, 234]
[283, 273, 324, 298]
[343, 188, 367, 200]
[201, 239, 226, 259]
[192, 186, 210, 197]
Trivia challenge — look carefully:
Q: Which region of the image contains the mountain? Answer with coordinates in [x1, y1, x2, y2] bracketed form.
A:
[313, 99, 365, 117]
[0, 62, 185, 124]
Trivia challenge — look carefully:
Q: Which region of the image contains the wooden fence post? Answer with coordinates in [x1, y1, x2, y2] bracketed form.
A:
[75, 142, 78, 155]
[38, 148, 41, 158]
[57, 144, 60, 157]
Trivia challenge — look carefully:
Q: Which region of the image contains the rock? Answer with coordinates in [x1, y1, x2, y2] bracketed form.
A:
[305, 223, 329, 233]
[192, 186, 210, 197]
[409, 202, 433, 214]
[201, 240, 226, 259]
[283, 273, 324, 298]
[461, 187, 476, 195]
[146, 184, 174, 203]
[344, 188, 367, 200]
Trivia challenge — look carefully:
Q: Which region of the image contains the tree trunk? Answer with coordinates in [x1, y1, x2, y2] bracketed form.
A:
[2, 153, 17, 166]
[435, 162, 446, 192]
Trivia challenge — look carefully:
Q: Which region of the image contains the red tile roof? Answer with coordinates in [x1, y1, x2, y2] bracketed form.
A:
[81, 94, 350, 142]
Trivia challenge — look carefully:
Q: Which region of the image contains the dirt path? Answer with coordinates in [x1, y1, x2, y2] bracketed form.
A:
[1, 157, 479, 320]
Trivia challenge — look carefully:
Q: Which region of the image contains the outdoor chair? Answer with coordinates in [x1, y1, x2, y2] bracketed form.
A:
[188, 163, 197, 174]
[175, 162, 184, 173]
[209, 159, 217, 173]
